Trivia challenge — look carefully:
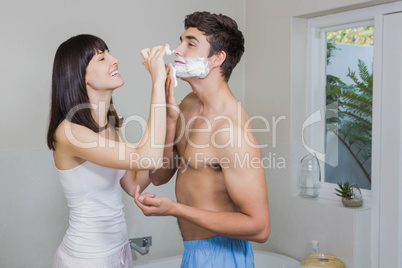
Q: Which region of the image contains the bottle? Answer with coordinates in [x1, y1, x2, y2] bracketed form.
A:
[298, 153, 321, 198]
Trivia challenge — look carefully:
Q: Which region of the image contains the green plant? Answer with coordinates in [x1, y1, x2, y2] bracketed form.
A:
[326, 58, 372, 184]
[334, 181, 355, 199]
[326, 26, 374, 46]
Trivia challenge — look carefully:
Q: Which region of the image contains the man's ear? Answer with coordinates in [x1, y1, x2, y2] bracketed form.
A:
[210, 51, 226, 68]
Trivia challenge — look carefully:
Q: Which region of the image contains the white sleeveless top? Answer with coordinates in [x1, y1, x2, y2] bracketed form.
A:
[57, 161, 127, 258]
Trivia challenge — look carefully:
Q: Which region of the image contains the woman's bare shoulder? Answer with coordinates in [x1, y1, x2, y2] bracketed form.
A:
[54, 119, 96, 149]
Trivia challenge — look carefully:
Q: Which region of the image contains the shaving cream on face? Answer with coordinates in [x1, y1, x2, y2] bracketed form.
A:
[173, 55, 210, 79]
[164, 44, 210, 87]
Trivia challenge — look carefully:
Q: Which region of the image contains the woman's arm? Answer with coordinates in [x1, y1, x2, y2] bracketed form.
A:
[120, 170, 152, 198]
[148, 121, 179, 185]
[148, 63, 180, 185]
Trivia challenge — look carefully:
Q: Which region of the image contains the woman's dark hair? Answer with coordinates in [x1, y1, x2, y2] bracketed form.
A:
[47, 34, 121, 150]
[184, 11, 245, 82]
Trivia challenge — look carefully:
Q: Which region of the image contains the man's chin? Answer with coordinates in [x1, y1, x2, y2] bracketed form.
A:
[177, 76, 207, 82]
[177, 76, 189, 82]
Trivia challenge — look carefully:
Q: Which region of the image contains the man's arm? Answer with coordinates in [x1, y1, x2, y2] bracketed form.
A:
[135, 126, 270, 243]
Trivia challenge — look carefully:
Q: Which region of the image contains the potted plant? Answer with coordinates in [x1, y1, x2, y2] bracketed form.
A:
[335, 182, 363, 207]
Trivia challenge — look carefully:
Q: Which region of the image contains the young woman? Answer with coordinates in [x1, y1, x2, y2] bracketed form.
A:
[47, 34, 171, 267]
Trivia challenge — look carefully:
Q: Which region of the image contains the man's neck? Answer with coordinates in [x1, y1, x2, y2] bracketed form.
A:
[188, 75, 234, 114]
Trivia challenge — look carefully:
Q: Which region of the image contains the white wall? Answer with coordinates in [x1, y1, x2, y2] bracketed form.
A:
[0, 1, 245, 267]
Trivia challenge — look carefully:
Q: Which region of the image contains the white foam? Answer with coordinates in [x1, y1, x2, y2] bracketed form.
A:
[165, 44, 175, 55]
[173, 55, 210, 79]
[164, 44, 210, 87]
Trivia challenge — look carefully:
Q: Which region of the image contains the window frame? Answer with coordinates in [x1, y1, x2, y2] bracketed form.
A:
[305, 15, 375, 204]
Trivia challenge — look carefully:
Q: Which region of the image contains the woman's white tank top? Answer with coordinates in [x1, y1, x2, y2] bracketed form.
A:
[56, 161, 127, 258]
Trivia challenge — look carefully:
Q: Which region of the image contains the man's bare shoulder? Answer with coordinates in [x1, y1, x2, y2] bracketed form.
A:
[214, 100, 251, 129]
[179, 92, 200, 111]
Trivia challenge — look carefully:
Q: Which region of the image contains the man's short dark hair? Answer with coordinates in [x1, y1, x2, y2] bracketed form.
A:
[184, 11, 245, 82]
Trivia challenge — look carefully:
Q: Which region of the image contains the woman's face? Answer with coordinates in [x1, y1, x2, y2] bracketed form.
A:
[85, 50, 124, 92]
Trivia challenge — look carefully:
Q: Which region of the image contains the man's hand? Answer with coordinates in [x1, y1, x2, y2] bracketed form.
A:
[134, 185, 174, 216]
[165, 63, 180, 122]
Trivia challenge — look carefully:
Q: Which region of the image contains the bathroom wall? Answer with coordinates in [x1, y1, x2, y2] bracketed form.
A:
[0, 1, 245, 267]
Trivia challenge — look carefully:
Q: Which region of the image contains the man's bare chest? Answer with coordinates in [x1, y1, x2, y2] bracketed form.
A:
[176, 115, 224, 170]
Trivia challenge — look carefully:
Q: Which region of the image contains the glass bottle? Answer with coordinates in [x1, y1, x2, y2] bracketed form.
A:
[298, 153, 321, 198]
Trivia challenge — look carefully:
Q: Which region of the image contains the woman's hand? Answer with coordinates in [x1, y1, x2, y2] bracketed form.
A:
[140, 46, 167, 86]
[134, 185, 174, 216]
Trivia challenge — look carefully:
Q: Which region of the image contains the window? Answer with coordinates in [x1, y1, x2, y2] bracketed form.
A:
[305, 16, 374, 199]
[325, 26, 373, 191]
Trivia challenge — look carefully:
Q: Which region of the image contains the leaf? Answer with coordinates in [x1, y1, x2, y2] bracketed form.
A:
[326, 59, 372, 184]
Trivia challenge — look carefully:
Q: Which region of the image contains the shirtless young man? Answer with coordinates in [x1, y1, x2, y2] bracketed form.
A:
[134, 11, 270, 267]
